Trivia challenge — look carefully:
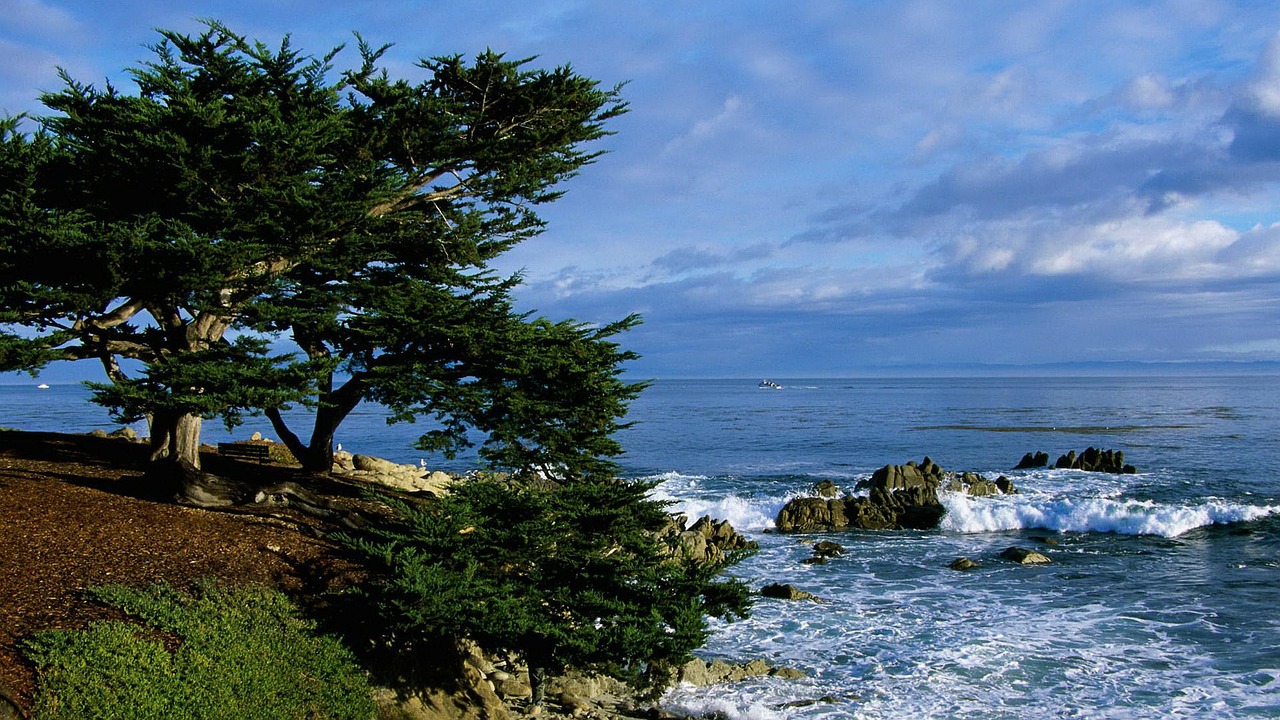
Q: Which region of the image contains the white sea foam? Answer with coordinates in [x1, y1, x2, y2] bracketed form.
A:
[643, 472, 789, 531]
[661, 694, 784, 720]
[939, 491, 1280, 537]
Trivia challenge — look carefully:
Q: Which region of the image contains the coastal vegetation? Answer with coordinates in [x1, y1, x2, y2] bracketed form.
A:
[0, 19, 632, 480]
[0, 22, 753, 718]
[22, 583, 375, 719]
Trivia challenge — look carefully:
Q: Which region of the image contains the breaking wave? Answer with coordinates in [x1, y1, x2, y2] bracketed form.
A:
[939, 491, 1280, 537]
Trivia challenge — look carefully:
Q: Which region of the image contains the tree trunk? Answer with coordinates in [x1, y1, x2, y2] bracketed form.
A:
[148, 410, 204, 468]
[265, 374, 367, 473]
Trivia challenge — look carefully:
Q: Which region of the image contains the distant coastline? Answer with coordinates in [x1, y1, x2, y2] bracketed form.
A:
[627, 360, 1280, 381]
[7, 359, 1280, 386]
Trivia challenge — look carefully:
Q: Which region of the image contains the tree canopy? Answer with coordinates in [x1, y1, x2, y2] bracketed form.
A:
[343, 474, 753, 697]
[0, 22, 757, 700]
[0, 21, 633, 477]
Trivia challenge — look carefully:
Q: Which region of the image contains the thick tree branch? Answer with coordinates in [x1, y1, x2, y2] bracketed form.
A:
[72, 297, 146, 332]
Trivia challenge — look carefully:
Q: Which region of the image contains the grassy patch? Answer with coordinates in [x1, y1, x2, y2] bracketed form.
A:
[22, 582, 374, 719]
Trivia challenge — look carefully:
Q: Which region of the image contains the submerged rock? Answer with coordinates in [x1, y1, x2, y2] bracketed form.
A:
[948, 557, 981, 571]
[812, 540, 845, 558]
[1001, 546, 1052, 564]
[760, 583, 820, 601]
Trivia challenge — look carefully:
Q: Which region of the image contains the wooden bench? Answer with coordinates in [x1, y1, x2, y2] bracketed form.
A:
[217, 442, 271, 463]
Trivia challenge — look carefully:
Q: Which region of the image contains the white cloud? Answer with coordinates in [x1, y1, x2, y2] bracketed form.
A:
[1243, 32, 1280, 117]
[1119, 73, 1177, 111]
[660, 95, 747, 157]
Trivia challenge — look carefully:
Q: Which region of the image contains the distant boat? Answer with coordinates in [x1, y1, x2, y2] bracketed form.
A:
[758, 379, 783, 389]
[36, 383, 50, 389]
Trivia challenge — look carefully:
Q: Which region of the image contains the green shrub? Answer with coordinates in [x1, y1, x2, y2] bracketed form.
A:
[342, 475, 753, 696]
[23, 582, 374, 720]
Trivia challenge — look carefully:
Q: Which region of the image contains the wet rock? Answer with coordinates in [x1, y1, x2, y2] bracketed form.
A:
[760, 583, 819, 601]
[949, 557, 981, 571]
[676, 658, 805, 686]
[812, 540, 845, 558]
[813, 479, 840, 498]
[655, 514, 758, 566]
[1015, 451, 1050, 469]
[1001, 546, 1052, 564]
[965, 473, 1000, 497]
[776, 457, 1023, 533]
[778, 696, 843, 709]
[1054, 447, 1136, 474]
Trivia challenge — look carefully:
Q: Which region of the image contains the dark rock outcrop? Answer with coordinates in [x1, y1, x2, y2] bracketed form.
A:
[1054, 447, 1136, 474]
[759, 583, 819, 601]
[812, 540, 845, 559]
[1015, 451, 1050, 469]
[1001, 546, 1052, 564]
[813, 479, 841, 498]
[655, 513, 758, 565]
[948, 557, 980, 571]
[674, 658, 805, 686]
[775, 458, 1017, 533]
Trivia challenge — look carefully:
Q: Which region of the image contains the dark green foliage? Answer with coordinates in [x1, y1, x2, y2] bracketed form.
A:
[86, 336, 320, 431]
[395, 313, 648, 481]
[342, 477, 752, 694]
[22, 582, 374, 719]
[0, 21, 630, 471]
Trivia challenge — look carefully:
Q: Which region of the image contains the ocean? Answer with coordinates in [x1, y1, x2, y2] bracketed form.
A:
[4, 375, 1279, 718]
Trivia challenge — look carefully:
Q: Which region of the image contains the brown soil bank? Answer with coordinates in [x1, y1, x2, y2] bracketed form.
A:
[0, 430, 363, 714]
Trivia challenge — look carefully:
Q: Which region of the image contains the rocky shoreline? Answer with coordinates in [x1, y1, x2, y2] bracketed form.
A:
[2, 431, 1144, 719]
[1, 429, 804, 720]
[775, 448, 1135, 534]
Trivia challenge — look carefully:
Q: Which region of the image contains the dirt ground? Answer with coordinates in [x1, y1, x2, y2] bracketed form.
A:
[0, 430, 370, 714]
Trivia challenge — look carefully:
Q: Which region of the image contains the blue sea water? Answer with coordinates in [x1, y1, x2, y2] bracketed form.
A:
[4, 376, 1280, 718]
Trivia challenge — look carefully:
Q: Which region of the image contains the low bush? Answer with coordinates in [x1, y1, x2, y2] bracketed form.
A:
[22, 582, 374, 719]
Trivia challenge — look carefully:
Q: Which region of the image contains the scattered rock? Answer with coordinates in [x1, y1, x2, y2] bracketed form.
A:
[775, 457, 1017, 533]
[337, 453, 457, 495]
[108, 426, 139, 442]
[1015, 451, 1050, 469]
[498, 677, 532, 699]
[1054, 447, 1136, 474]
[948, 557, 980, 571]
[676, 658, 805, 686]
[655, 514, 758, 566]
[352, 454, 404, 474]
[812, 540, 845, 558]
[1032, 536, 1060, 546]
[556, 692, 593, 715]
[777, 696, 843, 709]
[759, 583, 819, 601]
[1001, 547, 1052, 564]
[813, 479, 840, 498]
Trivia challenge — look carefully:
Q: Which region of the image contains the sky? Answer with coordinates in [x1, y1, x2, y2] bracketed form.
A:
[3, 0, 1280, 378]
